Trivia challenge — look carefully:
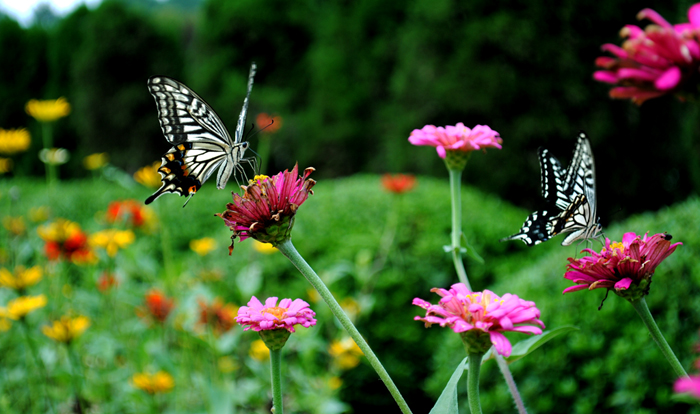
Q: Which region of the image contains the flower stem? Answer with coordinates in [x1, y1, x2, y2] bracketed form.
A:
[20, 319, 55, 413]
[66, 344, 84, 412]
[270, 348, 284, 414]
[448, 168, 471, 290]
[276, 239, 412, 414]
[468, 353, 484, 414]
[631, 297, 688, 378]
[495, 353, 528, 414]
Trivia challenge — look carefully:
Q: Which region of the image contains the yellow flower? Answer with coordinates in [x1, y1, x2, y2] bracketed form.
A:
[25, 97, 71, 122]
[0, 308, 12, 331]
[90, 229, 135, 257]
[306, 288, 321, 304]
[329, 337, 364, 370]
[0, 265, 42, 291]
[190, 237, 217, 256]
[253, 241, 277, 254]
[340, 297, 360, 321]
[28, 206, 50, 223]
[0, 128, 31, 155]
[83, 153, 109, 170]
[0, 158, 12, 174]
[132, 371, 174, 394]
[134, 161, 162, 189]
[217, 356, 238, 373]
[6, 295, 47, 320]
[42, 315, 90, 343]
[249, 339, 270, 361]
[328, 376, 343, 390]
[2, 216, 26, 236]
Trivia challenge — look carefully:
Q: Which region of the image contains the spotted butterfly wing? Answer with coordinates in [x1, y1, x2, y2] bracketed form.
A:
[500, 132, 601, 246]
[145, 63, 257, 206]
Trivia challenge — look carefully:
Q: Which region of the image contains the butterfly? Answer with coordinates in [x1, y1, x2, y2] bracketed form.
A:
[500, 132, 602, 246]
[145, 63, 257, 206]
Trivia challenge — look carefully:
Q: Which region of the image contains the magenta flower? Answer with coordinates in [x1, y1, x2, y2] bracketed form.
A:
[236, 296, 317, 333]
[409, 123, 502, 159]
[675, 375, 700, 400]
[594, 3, 700, 104]
[563, 232, 681, 301]
[413, 283, 544, 357]
[217, 164, 315, 252]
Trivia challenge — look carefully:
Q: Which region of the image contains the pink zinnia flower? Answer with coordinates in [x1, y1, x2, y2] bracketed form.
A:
[594, 4, 700, 104]
[563, 232, 681, 301]
[217, 164, 315, 252]
[675, 375, 700, 400]
[413, 283, 544, 357]
[236, 296, 317, 333]
[409, 123, 502, 160]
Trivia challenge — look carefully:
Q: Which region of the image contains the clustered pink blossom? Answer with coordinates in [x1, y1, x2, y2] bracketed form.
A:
[235, 296, 317, 333]
[563, 232, 681, 296]
[408, 123, 502, 159]
[413, 283, 544, 357]
[217, 164, 315, 251]
[594, 3, 700, 104]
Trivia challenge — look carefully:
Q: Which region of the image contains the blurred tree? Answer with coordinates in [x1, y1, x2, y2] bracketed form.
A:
[70, 1, 184, 171]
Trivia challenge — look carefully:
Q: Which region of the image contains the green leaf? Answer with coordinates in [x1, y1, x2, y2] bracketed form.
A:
[429, 357, 468, 414]
[461, 233, 485, 264]
[483, 326, 579, 363]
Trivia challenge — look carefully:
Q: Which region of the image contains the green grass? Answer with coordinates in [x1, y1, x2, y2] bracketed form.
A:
[0, 174, 699, 413]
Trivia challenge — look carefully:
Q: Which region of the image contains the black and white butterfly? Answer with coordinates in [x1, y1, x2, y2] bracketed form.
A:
[500, 132, 602, 246]
[145, 63, 257, 206]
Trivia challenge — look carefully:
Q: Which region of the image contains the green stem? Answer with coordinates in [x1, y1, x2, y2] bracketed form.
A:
[448, 168, 470, 290]
[630, 297, 688, 378]
[20, 319, 55, 413]
[257, 135, 271, 175]
[270, 348, 284, 414]
[66, 344, 84, 412]
[276, 239, 412, 414]
[41, 123, 57, 186]
[495, 353, 527, 414]
[468, 353, 484, 414]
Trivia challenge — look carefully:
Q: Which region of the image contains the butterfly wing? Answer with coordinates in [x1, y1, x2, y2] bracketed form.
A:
[144, 63, 257, 205]
[499, 208, 560, 246]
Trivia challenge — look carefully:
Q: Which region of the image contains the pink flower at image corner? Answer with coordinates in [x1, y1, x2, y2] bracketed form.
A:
[408, 123, 502, 159]
[675, 375, 700, 400]
[563, 232, 681, 296]
[235, 296, 317, 333]
[593, 3, 700, 104]
[413, 283, 545, 357]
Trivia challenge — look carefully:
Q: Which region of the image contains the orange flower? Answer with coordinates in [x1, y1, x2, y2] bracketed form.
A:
[255, 113, 283, 134]
[381, 174, 417, 194]
[96, 272, 118, 293]
[140, 289, 174, 324]
[198, 297, 238, 335]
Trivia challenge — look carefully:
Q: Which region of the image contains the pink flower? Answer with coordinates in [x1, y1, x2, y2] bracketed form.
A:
[675, 375, 700, 400]
[217, 164, 315, 252]
[593, 4, 700, 104]
[413, 283, 544, 357]
[563, 232, 681, 300]
[236, 296, 317, 333]
[408, 123, 502, 159]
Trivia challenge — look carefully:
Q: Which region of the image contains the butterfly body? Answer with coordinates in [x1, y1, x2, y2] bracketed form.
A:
[501, 132, 601, 246]
[145, 63, 257, 205]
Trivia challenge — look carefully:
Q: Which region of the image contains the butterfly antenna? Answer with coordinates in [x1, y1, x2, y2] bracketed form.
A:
[182, 193, 194, 208]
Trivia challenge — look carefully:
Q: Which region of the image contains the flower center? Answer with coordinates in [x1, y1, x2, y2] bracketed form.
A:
[609, 241, 624, 255]
[250, 175, 270, 186]
[261, 306, 286, 320]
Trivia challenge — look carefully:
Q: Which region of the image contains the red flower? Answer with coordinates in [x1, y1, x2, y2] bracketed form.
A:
[198, 298, 238, 335]
[255, 113, 283, 134]
[106, 199, 152, 228]
[38, 219, 96, 264]
[217, 164, 315, 252]
[141, 289, 175, 324]
[96, 272, 118, 293]
[381, 174, 417, 194]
